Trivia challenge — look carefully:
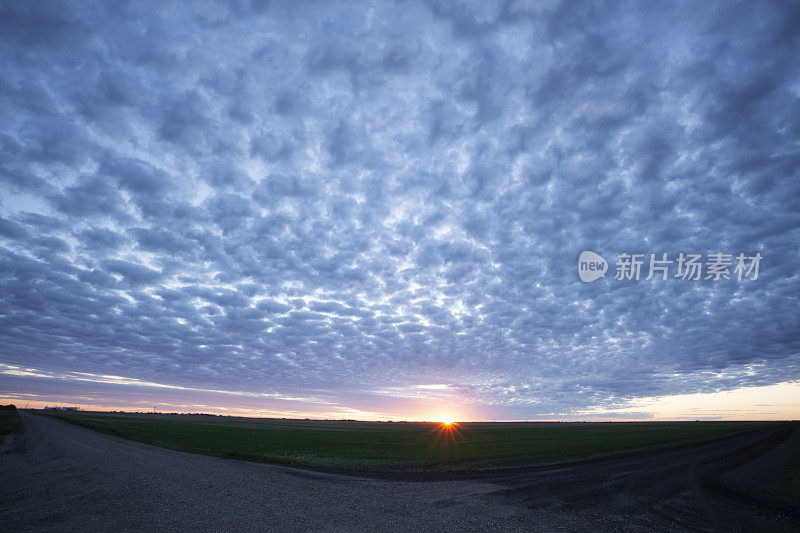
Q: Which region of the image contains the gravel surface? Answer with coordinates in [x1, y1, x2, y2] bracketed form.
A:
[1, 413, 798, 531]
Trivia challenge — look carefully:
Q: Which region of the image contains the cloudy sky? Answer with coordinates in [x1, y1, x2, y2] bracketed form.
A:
[1, 1, 798, 421]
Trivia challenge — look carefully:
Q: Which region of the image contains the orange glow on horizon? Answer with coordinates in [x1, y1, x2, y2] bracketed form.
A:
[438, 414, 457, 426]
[3, 380, 799, 422]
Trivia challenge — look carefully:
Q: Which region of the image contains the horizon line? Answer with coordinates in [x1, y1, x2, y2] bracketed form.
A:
[23, 407, 797, 424]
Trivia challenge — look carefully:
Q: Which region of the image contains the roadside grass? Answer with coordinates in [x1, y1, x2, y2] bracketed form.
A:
[781, 438, 800, 499]
[785, 474, 800, 499]
[0, 409, 21, 444]
[36, 411, 772, 472]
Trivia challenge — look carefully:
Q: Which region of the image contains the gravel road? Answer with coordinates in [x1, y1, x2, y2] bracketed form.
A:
[1, 413, 798, 531]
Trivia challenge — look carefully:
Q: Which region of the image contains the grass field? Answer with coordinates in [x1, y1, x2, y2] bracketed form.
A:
[35, 410, 772, 471]
[0, 409, 20, 444]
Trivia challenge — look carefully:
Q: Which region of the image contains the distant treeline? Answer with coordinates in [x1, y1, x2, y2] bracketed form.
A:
[0, 404, 17, 411]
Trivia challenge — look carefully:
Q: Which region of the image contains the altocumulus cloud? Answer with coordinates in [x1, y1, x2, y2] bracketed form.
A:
[0, 0, 798, 419]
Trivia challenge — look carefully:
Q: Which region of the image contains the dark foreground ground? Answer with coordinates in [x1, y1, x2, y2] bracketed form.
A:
[1, 413, 798, 531]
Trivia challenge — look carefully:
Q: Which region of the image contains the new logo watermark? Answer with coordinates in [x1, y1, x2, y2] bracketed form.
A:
[578, 251, 762, 283]
[578, 250, 608, 282]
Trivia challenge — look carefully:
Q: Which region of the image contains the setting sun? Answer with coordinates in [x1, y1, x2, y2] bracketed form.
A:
[439, 415, 456, 426]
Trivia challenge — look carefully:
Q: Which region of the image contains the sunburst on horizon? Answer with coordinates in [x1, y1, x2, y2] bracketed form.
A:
[438, 414, 457, 426]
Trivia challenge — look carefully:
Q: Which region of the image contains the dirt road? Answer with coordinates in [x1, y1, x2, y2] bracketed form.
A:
[1, 413, 798, 531]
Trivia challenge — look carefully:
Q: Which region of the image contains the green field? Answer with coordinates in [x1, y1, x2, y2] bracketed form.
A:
[35, 411, 772, 471]
[0, 409, 20, 444]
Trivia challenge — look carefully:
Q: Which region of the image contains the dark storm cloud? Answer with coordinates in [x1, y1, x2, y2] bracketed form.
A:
[0, 0, 798, 419]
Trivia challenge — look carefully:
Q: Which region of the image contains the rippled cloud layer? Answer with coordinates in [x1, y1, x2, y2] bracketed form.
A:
[1, 1, 798, 419]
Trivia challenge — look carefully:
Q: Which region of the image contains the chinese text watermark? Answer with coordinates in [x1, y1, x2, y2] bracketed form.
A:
[578, 251, 762, 283]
